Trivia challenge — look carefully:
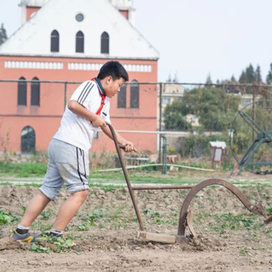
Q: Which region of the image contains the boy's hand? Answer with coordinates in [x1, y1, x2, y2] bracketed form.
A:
[121, 141, 137, 152]
[91, 115, 107, 128]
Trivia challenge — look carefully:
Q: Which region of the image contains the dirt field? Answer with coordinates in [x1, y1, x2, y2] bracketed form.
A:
[1, 174, 272, 272]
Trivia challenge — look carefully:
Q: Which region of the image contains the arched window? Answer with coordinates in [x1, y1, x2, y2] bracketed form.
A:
[76, 31, 84, 53]
[21, 126, 35, 153]
[118, 84, 126, 108]
[130, 80, 139, 108]
[31, 77, 40, 106]
[18, 77, 27, 106]
[101, 32, 109, 54]
[51, 30, 59, 52]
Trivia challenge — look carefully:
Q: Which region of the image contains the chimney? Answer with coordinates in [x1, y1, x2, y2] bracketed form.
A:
[19, 0, 49, 23]
[109, 0, 136, 26]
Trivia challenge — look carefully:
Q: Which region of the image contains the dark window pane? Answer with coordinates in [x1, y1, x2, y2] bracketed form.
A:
[130, 80, 139, 108]
[18, 77, 27, 106]
[118, 84, 126, 108]
[76, 31, 84, 53]
[31, 77, 40, 106]
[101, 32, 109, 54]
[51, 30, 59, 52]
[21, 126, 35, 153]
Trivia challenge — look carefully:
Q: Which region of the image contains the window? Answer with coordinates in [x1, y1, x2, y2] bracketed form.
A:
[31, 77, 40, 106]
[75, 13, 84, 22]
[118, 84, 126, 108]
[130, 80, 139, 108]
[51, 30, 59, 52]
[162, 96, 171, 105]
[21, 126, 35, 153]
[76, 31, 84, 53]
[101, 32, 109, 54]
[18, 77, 27, 106]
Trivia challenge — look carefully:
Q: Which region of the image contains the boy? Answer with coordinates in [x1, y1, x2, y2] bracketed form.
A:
[11, 61, 136, 242]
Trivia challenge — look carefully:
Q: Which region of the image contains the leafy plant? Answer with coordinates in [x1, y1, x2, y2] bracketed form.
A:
[84, 209, 108, 226]
[31, 234, 75, 253]
[0, 210, 19, 225]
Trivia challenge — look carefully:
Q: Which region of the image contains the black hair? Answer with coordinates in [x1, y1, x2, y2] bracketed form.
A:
[97, 61, 129, 82]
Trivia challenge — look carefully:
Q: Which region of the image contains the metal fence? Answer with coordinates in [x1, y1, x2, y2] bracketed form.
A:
[1, 79, 272, 170]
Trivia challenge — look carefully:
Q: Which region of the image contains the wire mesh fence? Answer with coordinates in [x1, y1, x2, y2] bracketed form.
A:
[1, 79, 272, 171]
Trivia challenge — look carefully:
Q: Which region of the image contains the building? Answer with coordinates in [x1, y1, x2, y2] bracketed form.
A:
[0, 0, 159, 154]
[157, 83, 184, 130]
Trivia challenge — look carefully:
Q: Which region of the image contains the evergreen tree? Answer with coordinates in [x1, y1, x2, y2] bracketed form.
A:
[166, 74, 172, 83]
[266, 63, 272, 85]
[205, 73, 212, 85]
[230, 75, 236, 82]
[0, 23, 7, 45]
[255, 65, 262, 83]
[239, 70, 247, 83]
[245, 64, 256, 83]
[173, 72, 179, 83]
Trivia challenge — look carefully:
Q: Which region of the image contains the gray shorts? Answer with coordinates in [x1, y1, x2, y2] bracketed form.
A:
[40, 138, 89, 200]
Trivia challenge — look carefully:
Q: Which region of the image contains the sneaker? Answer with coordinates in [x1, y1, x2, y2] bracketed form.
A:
[10, 230, 37, 243]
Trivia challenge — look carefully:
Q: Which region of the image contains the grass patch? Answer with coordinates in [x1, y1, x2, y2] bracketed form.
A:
[0, 161, 47, 177]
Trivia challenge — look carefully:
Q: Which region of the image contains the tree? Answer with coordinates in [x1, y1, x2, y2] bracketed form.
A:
[206, 73, 213, 85]
[163, 100, 192, 131]
[166, 74, 172, 83]
[174, 87, 241, 131]
[245, 64, 256, 83]
[255, 65, 262, 83]
[238, 64, 259, 83]
[266, 63, 272, 85]
[0, 23, 7, 45]
[230, 75, 236, 82]
[239, 70, 247, 83]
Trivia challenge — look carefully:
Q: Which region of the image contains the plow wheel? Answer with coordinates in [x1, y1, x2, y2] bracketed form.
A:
[176, 178, 266, 242]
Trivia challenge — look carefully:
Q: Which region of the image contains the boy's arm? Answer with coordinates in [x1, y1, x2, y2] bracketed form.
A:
[101, 125, 137, 152]
[68, 100, 107, 128]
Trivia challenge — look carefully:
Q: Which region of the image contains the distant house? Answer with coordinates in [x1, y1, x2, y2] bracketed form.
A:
[185, 114, 200, 127]
[0, 0, 159, 154]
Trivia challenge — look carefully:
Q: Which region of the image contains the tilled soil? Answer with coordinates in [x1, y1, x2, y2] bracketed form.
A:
[0, 177, 272, 272]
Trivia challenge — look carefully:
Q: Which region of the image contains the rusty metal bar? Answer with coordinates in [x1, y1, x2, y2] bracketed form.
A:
[132, 185, 193, 190]
[106, 122, 145, 231]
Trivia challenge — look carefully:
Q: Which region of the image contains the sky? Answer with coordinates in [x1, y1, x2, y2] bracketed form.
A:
[0, 0, 272, 83]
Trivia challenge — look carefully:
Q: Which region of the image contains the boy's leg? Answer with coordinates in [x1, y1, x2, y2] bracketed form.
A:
[20, 191, 51, 227]
[12, 139, 64, 242]
[11, 191, 50, 242]
[49, 141, 90, 234]
[52, 190, 88, 231]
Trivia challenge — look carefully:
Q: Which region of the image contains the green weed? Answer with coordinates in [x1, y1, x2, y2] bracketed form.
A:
[84, 209, 108, 226]
[0, 210, 19, 225]
[214, 213, 258, 231]
[31, 234, 75, 253]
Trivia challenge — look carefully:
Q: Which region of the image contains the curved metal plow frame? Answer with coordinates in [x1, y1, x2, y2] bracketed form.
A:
[176, 178, 270, 243]
[106, 123, 272, 243]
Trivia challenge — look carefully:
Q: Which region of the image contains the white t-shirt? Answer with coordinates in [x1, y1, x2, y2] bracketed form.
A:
[53, 78, 111, 151]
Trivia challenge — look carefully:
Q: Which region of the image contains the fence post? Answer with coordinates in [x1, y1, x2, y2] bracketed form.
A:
[161, 135, 167, 174]
[64, 81, 68, 110]
[158, 82, 163, 163]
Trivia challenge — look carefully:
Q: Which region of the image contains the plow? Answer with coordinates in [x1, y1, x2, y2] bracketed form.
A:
[107, 122, 272, 244]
